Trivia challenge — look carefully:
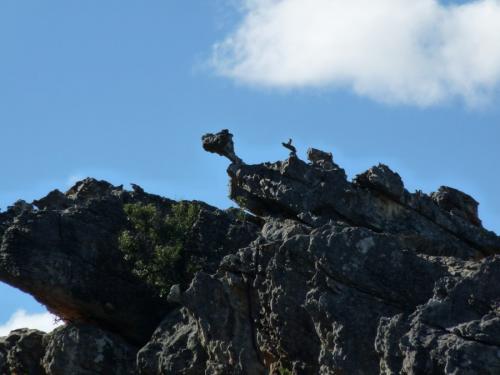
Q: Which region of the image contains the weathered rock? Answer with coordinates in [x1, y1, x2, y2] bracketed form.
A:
[196, 130, 500, 373]
[376, 256, 500, 374]
[0, 178, 259, 345]
[0, 179, 169, 345]
[169, 219, 446, 374]
[182, 271, 266, 374]
[227, 151, 500, 258]
[184, 201, 261, 281]
[0, 324, 138, 375]
[0, 329, 46, 375]
[32, 190, 70, 211]
[42, 324, 136, 375]
[137, 309, 207, 374]
[2, 130, 500, 374]
[431, 186, 482, 227]
[307, 148, 336, 170]
[202, 129, 243, 164]
[282, 139, 297, 157]
[353, 163, 405, 200]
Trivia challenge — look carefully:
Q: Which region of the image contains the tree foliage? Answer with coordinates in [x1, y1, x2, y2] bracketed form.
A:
[118, 201, 200, 297]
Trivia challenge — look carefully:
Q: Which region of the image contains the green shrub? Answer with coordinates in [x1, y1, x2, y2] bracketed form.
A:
[278, 367, 292, 375]
[118, 201, 200, 297]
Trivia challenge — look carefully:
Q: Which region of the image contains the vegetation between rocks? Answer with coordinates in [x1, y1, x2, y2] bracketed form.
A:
[277, 367, 292, 375]
[118, 201, 200, 297]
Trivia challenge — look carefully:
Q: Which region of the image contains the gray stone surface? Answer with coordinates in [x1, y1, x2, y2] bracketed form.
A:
[137, 309, 207, 375]
[431, 185, 482, 227]
[1, 130, 500, 374]
[353, 163, 405, 200]
[0, 329, 46, 375]
[0, 179, 169, 345]
[202, 129, 243, 164]
[0, 178, 259, 346]
[42, 324, 136, 375]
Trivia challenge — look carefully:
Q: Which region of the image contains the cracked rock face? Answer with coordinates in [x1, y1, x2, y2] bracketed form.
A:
[0, 325, 136, 375]
[1, 131, 500, 374]
[0, 179, 170, 345]
[42, 324, 136, 375]
[0, 178, 259, 346]
[0, 329, 46, 375]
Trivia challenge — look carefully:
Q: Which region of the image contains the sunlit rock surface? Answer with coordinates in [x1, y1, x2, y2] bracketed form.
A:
[1, 130, 500, 374]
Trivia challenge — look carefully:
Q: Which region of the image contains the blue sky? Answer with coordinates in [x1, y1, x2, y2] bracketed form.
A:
[1, 0, 500, 332]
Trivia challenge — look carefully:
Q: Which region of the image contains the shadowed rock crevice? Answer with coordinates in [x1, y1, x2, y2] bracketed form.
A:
[1, 130, 500, 374]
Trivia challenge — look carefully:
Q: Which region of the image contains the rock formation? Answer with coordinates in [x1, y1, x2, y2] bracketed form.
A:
[202, 129, 243, 165]
[1, 130, 500, 374]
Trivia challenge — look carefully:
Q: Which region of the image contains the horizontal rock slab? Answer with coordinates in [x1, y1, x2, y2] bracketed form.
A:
[227, 153, 500, 258]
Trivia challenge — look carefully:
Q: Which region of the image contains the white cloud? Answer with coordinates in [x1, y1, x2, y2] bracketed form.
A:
[0, 310, 63, 336]
[212, 0, 500, 106]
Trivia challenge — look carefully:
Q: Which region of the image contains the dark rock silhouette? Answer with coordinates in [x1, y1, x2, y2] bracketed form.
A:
[202, 129, 243, 164]
[1, 130, 500, 374]
[306, 147, 335, 170]
[281, 138, 297, 157]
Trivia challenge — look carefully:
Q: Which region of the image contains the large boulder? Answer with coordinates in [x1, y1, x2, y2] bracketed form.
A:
[0, 329, 46, 375]
[0, 324, 138, 375]
[42, 324, 136, 375]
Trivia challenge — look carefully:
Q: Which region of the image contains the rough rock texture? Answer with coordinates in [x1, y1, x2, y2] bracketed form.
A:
[1, 130, 500, 374]
[0, 324, 136, 375]
[0, 178, 259, 345]
[0, 329, 46, 375]
[42, 324, 136, 375]
[202, 129, 243, 165]
[136, 309, 207, 374]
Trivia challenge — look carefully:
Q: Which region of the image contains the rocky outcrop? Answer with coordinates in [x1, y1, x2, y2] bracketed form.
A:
[0, 180, 170, 345]
[375, 255, 500, 374]
[0, 325, 136, 375]
[42, 324, 136, 375]
[202, 129, 243, 165]
[1, 130, 500, 374]
[0, 178, 259, 346]
[0, 329, 46, 375]
[136, 309, 207, 374]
